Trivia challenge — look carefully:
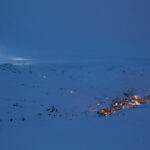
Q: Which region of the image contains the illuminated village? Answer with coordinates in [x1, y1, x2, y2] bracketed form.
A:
[97, 95, 150, 116]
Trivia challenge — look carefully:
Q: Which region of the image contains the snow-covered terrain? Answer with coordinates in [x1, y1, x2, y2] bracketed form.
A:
[0, 58, 150, 150]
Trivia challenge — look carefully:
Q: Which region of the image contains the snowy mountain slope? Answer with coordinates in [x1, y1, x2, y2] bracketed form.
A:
[0, 58, 150, 150]
[1, 104, 150, 150]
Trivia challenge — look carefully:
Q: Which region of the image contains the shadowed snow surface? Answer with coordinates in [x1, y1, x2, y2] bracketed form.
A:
[0, 58, 150, 150]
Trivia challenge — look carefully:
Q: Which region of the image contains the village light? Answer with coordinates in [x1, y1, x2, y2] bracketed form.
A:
[97, 95, 150, 116]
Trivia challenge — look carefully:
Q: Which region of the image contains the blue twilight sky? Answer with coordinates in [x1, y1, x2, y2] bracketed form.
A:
[0, 0, 150, 60]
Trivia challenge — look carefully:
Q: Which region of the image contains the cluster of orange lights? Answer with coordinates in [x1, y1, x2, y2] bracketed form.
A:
[97, 95, 150, 116]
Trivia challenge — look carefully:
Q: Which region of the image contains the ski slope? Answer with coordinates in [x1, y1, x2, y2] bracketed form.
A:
[0, 58, 150, 150]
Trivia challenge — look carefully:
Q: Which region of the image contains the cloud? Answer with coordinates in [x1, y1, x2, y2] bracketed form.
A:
[10, 57, 31, 61]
